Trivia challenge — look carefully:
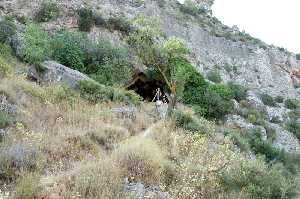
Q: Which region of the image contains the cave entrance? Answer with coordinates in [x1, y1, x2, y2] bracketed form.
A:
[126, 72, 166, 101]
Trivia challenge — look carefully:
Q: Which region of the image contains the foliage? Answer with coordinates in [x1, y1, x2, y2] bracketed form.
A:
[34, 0, 60, 22]
[15, 173, 40, 199]
[0, 43, 13, 58]
[77, 7, 95, 32]
[261, 93, 276, 107]
[199, 84, 234, 119]
[51, 30, 86, 71]
[224, 129, 250, 151]
[207, 70, 222, 83]
[78, 80, 141, 105]
[107, 16, 132, 34]
[286, 120, 300, 141]
[0, 18, 16, 44]
[275, 96, 284, 103]
[94, 13, 106, 27]
[23, 23, 52, 64]
[220, 157, 298, 199]
[172, 109, 202, 132]
[180, 0, 202, 16]
[285, 98, 299, 110]
[228, 82, 248, 102]
[113, 138, 166, 184]
[0, 56, 12, 77]
[296, 54, 300, 60]
[0, 111, 13, 129]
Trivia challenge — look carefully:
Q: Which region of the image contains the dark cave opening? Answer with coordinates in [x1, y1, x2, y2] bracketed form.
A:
[127, 72, 167, 101]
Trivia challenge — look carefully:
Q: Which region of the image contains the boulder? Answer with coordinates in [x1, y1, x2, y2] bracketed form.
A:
[28, 61, 93, 88]
[124, 178, 173, 199]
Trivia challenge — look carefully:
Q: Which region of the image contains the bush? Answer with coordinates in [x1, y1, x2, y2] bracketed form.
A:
[285, 99, 299, 110]
[23, 23, 51, 64]
[296, 54, 300, 60]
[34, 0, 60, 22]
[0, 56, 12, 77]
[107, 16, 132, 34]
[64, 159, 124, 199]
[0, 111, 13, 128]
[286, 120, 300, 140]
[207, 70, 222, 83]
[0, 143, 39, 181]
[220, 157, 298, 199]
[94, 13, 106, 27]
[224, 129, 250, 151]
[15, 173, 40, 199]
[172, 110, 202, 132]
[275, 96, 284, 103]
[180, 0, 201, 16]
[261, 93, 276, 106]
[200, 84, 234, 119]
[0, 18, 16, 43]
[113, 138, 166, 184]
[77, 7, 95, 32]
[78, 80, 141, 105]
[0, 43, 13, 58]
[51, 30, 86, 71]
[228, 82, 248, 102]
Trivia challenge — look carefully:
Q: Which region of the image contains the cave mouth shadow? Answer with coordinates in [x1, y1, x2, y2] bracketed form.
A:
[127, 73, 167, 102]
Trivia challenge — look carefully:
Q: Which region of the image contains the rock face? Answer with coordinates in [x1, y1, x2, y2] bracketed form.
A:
[124, 178, 173, 199]
[28, 61, 92, 88]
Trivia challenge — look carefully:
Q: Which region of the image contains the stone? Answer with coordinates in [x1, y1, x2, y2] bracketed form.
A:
[27, 61, 93, 88]
[124, 178, 173, 199]
[269, 123, 300, 154]
[111, 107, 137, 119]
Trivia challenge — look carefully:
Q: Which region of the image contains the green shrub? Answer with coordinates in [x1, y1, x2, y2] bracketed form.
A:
[107, 16, 132, 34]
[207, 70, 222, 83]
[275, 96, 284, 103]
[0, 111, 13, 128]
[34, 0, 60, 22]
[200, 84, 234, 119]
[51, 30, 86, 71]
[77, 7, 95, 32]
[245, 108, 266, 125]
[224, 129, 250, 151]
[286, 120, 300, 140]
[78, 80, 141, 105]
[172, 110, 202, 132]
[285, 99, 299, 110]
[180, 0, 201, 16]
[0, 43, 13, 58]
[228, 82, 248, 102]
[261, 93, 276, 106]
[220, 157, 298, 199]
[296, 54, 300, 60]
[23, 23, 51, 64]
[0, 18, 16, 44]
[90, 59, 133, 86]
[94, 13, 106, 27]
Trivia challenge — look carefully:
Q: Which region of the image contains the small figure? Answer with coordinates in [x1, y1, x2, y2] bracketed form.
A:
[152, 88, 168, 119]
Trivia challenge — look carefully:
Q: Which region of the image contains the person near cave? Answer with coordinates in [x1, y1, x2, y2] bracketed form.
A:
[152, 88, 168, 119]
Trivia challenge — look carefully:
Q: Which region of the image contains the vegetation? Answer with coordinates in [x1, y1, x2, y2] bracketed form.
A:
[0, 111, 13, 128]
[287, 120, 300, 141]
[296, 54, 300, 60]
[228, 82, 248, 102]
[23, 23, 52, 64]
[172, 109, 202, 132]
[77, 7, 95, 32]
[0, 18, 16, 44]
[285, 98, 299, 110]
[261, 93, 276, 107]
[275, 95, 284, 103]
[0, 56, 12, 77]
[221, 157, 298, 199]
[78, 80, 141, 105]
[34, 0, 60, 22]
[207, 70, 222, 83]
[107, 16, 132, 34]
[179, 0, 205, 16]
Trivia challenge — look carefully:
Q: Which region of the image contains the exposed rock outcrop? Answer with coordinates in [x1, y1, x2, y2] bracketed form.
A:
[27, 61, 93, 88]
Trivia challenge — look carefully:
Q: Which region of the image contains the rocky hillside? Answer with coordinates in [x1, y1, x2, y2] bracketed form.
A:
[0, 0, 299, 198]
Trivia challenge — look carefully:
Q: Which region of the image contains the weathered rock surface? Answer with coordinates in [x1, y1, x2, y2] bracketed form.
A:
[269, 123, 300, 153]
[124, 178, 173, 199]
[28, 61, 92, 88]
